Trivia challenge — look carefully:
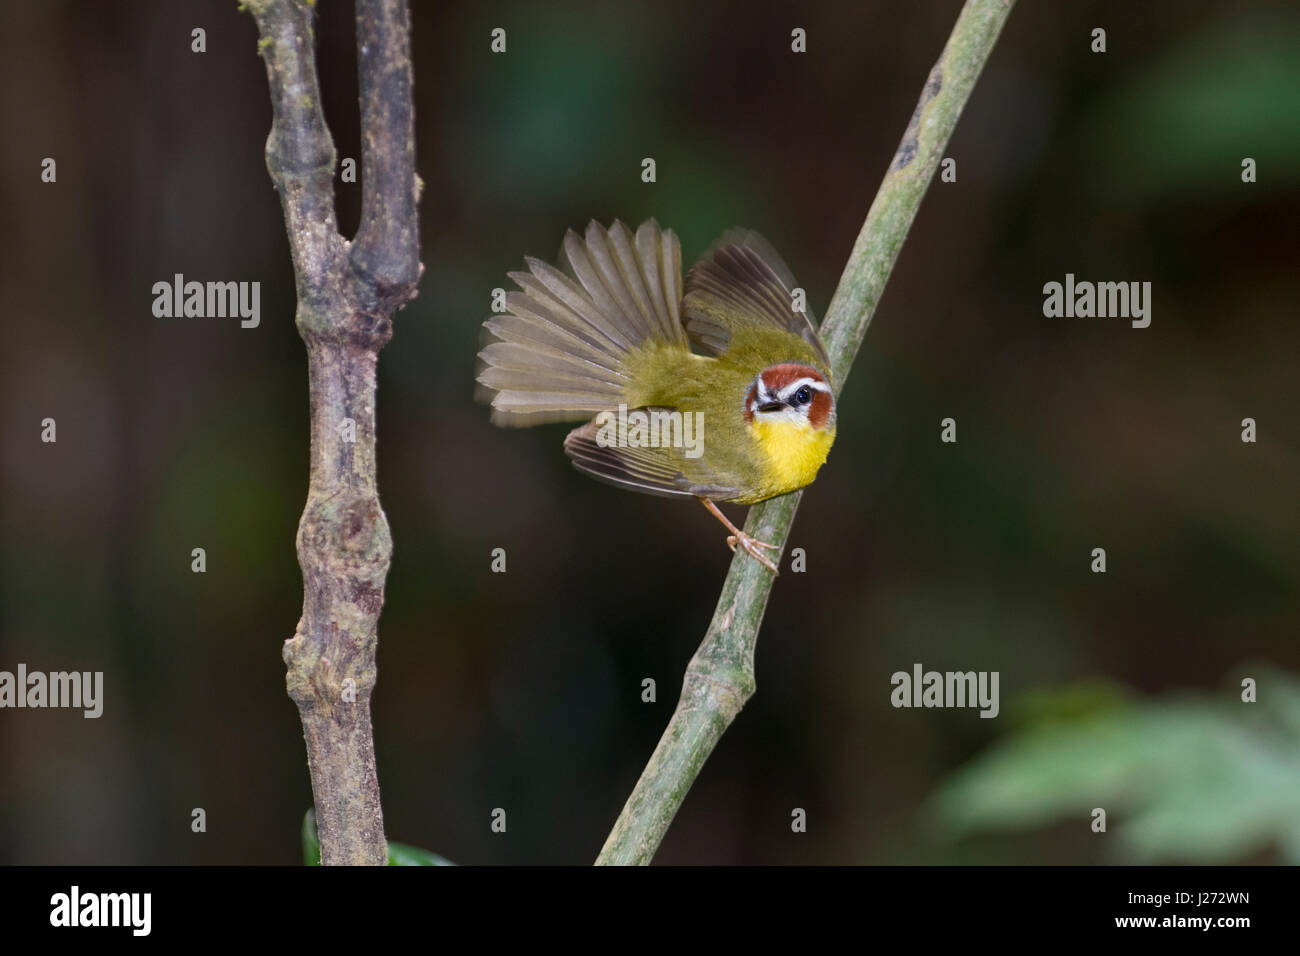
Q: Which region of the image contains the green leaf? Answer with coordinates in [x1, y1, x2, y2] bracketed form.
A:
[929, 668, 1300, 862]
[302, 808, 321, 866]
[387, 841, 456, 866]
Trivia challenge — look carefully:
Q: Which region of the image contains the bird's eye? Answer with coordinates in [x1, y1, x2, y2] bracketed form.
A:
[793, 386, 812, 406]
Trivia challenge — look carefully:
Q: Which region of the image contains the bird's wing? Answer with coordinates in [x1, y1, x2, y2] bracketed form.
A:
[681, 228, 829, 367]
[563, 416, 741, 501]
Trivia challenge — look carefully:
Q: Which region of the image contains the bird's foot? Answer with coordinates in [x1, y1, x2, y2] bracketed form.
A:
[725, 533, 781, 574]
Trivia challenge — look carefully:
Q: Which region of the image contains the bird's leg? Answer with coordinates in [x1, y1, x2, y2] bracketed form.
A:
[697, 497, 780, 574]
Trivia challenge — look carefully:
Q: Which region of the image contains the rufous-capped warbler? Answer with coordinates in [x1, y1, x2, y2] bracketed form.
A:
[475, 219, 836, 573]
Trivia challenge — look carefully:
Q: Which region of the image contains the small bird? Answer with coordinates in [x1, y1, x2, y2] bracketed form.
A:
[475, 219, 836, 573]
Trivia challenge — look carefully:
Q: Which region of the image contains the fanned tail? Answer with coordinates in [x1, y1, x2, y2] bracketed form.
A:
[476, 219, 687, 427]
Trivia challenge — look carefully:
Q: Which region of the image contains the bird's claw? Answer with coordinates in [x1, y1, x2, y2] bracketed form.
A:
[726, 534, 781, 574]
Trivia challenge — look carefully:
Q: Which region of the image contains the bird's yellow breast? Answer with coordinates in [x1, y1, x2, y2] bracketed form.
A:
[742, 419, 836, 503]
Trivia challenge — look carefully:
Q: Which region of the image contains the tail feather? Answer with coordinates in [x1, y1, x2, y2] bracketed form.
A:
[511, 265, 634, 351]
[489, 390, 616, 415]
[477, 341, 627, 386]
[482, 313, 622, 373]
[560, 228, 650, 343]
[477, 219, 686, 427]
[638, 221, 685, 342]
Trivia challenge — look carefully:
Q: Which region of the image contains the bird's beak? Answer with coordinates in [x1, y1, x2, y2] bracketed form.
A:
[758, 401, 784, 413]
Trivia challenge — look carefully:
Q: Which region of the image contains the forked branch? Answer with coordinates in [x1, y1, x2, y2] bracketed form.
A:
[247, 0, 420, 866]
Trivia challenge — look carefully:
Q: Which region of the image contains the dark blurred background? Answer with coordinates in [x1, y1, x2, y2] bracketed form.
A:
[2, 0, 1298, 865]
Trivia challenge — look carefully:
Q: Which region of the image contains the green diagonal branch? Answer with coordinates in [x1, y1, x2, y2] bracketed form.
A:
[596, 0, 1017, 866]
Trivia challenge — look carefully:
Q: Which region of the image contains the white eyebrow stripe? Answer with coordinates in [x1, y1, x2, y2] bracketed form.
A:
[777, 377, 832, 397]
